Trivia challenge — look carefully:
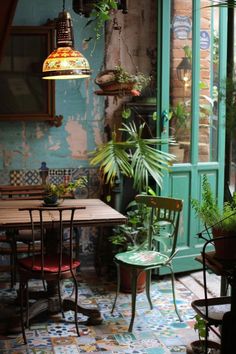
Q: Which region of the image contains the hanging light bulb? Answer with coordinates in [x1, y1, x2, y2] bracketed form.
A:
[42, 1, 91, 80]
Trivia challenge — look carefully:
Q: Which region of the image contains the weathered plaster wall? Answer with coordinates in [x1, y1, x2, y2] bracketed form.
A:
[104, 0, 157, 130]
[0, 0, 105, 177]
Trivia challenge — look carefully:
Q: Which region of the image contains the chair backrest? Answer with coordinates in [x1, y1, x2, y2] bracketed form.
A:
[135, 195, 183, 256]
[18, 206, 81, 276]
[0, 185, 44, 200]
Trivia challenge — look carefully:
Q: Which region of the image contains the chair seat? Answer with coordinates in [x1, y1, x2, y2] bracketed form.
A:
[114, 249, 168, 267]
[19, 254, 80, 272]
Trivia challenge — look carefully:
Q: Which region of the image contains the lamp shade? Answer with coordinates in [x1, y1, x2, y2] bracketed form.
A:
[42, 11, 91, 80]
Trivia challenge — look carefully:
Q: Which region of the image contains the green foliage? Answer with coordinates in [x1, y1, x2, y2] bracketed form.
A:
[44, 177, 87, 198]
[109, 200, 149, 252]
[89, 121, 175, 192]
[170, 101, 190, 131]
[114, 65, 151, 92]
[194, 314, 206, 341]
[121, 108, 132, 119]
[191, 174, 236, 230]
[207, 1, 236, 8]
[91, 0, 118, 40]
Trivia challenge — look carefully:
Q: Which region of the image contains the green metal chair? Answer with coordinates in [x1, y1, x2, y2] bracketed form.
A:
[111, 194, 183, 332]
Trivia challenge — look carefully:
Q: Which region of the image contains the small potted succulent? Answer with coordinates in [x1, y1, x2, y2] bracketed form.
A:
[43, 177, 87, 206]
[95, 65, 151, 96]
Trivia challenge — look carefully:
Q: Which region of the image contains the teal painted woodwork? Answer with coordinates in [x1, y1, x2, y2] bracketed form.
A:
[0, 0, 105, 171]
[157, 0, 228, 274]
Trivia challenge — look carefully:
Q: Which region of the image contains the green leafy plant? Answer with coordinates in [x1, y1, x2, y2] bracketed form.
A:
[114, 65, 151, 93]
[109, 190, 160, 253]
[191, 174, 236, 230]
[109, 201, 148, 252]
[194, 314, 206, 341]
[170, 101, 190, 132]
[95, 66, 151, 96]
[84, 0, 118, 50]
[44, 177, 87, 199]
[207, 1, 236, 8]
[89, 121, 175, 193]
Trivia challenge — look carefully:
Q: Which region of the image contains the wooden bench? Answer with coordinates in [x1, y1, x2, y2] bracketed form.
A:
[0, 185, 45, 200]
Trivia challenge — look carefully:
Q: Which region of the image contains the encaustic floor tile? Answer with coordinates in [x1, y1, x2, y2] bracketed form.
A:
[0, 274, 197, 353]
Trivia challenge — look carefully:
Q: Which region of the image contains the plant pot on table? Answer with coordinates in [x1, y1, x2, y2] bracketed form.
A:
[43, 195, 59, 206]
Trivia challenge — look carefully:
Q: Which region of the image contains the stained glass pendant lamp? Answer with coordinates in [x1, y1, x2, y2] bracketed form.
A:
[42, 0, 91, 80]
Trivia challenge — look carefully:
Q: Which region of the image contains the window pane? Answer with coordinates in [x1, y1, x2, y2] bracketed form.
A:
[169, 0, 192, 163]
[198, 1, 219, 162]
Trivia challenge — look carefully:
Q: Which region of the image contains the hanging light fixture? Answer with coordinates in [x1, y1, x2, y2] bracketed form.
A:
[42, 0, 91, 80]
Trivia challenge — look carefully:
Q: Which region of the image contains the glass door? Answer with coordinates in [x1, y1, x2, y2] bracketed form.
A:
[157, 0, 227, 272]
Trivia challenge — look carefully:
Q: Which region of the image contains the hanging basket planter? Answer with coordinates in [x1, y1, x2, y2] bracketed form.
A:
[94, 70, 138, 96]
[94, 68, 150, 97]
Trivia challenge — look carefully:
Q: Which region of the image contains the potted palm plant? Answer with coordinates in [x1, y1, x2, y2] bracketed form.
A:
[191, 174, 236, 260]
[89, 120, 174, 197]
[89, 112, 175, 290]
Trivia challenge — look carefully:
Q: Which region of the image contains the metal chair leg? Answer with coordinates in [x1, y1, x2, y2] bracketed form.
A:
[169, 265, 182, 322]
[145, 269, 153, 309]
[57, 280, 65, 318]
[111, 262, 120, 313]
[20, 281, 27, 344]
[72, 272, 80, 337]
[128, 268, 138, 332]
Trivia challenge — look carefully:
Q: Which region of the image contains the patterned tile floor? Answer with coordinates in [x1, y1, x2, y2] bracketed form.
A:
[0, 272, 199, 353]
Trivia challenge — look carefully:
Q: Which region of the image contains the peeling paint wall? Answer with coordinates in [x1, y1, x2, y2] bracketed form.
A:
[0, 0, 156, 184]
[0, 0, 105, 178]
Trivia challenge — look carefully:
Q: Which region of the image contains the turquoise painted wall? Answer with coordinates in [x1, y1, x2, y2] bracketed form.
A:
[0, 0, 105, 174]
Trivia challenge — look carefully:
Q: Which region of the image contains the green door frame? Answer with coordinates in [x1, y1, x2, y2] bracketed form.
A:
[156, 0, 228, 273]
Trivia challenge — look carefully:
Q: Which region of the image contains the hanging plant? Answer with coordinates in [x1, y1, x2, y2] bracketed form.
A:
[94, 65, 151, 97]
[78, 0, 124, 45]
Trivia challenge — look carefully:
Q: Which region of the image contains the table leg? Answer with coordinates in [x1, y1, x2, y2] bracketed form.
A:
[0, 279, 102, 334]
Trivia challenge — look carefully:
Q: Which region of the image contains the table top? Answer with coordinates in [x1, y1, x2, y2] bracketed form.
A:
[0, 199, 127, 228]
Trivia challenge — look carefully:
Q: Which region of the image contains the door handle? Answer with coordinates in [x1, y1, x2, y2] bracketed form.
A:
[161, 110, 169, 133]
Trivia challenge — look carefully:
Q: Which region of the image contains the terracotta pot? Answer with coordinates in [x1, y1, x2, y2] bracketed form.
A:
[212, 227, 236, 260]
[186, 339, 220, 353]
[120, 265, 146, 293]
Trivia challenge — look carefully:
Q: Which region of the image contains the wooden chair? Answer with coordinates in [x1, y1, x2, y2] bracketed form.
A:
[17, 206, 81, 344]
[111, 194, 183, 332]
[0, 185, 44, 286]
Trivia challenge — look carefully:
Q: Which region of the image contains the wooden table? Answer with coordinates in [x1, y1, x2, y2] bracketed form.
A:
[0, 198, 127, 333]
